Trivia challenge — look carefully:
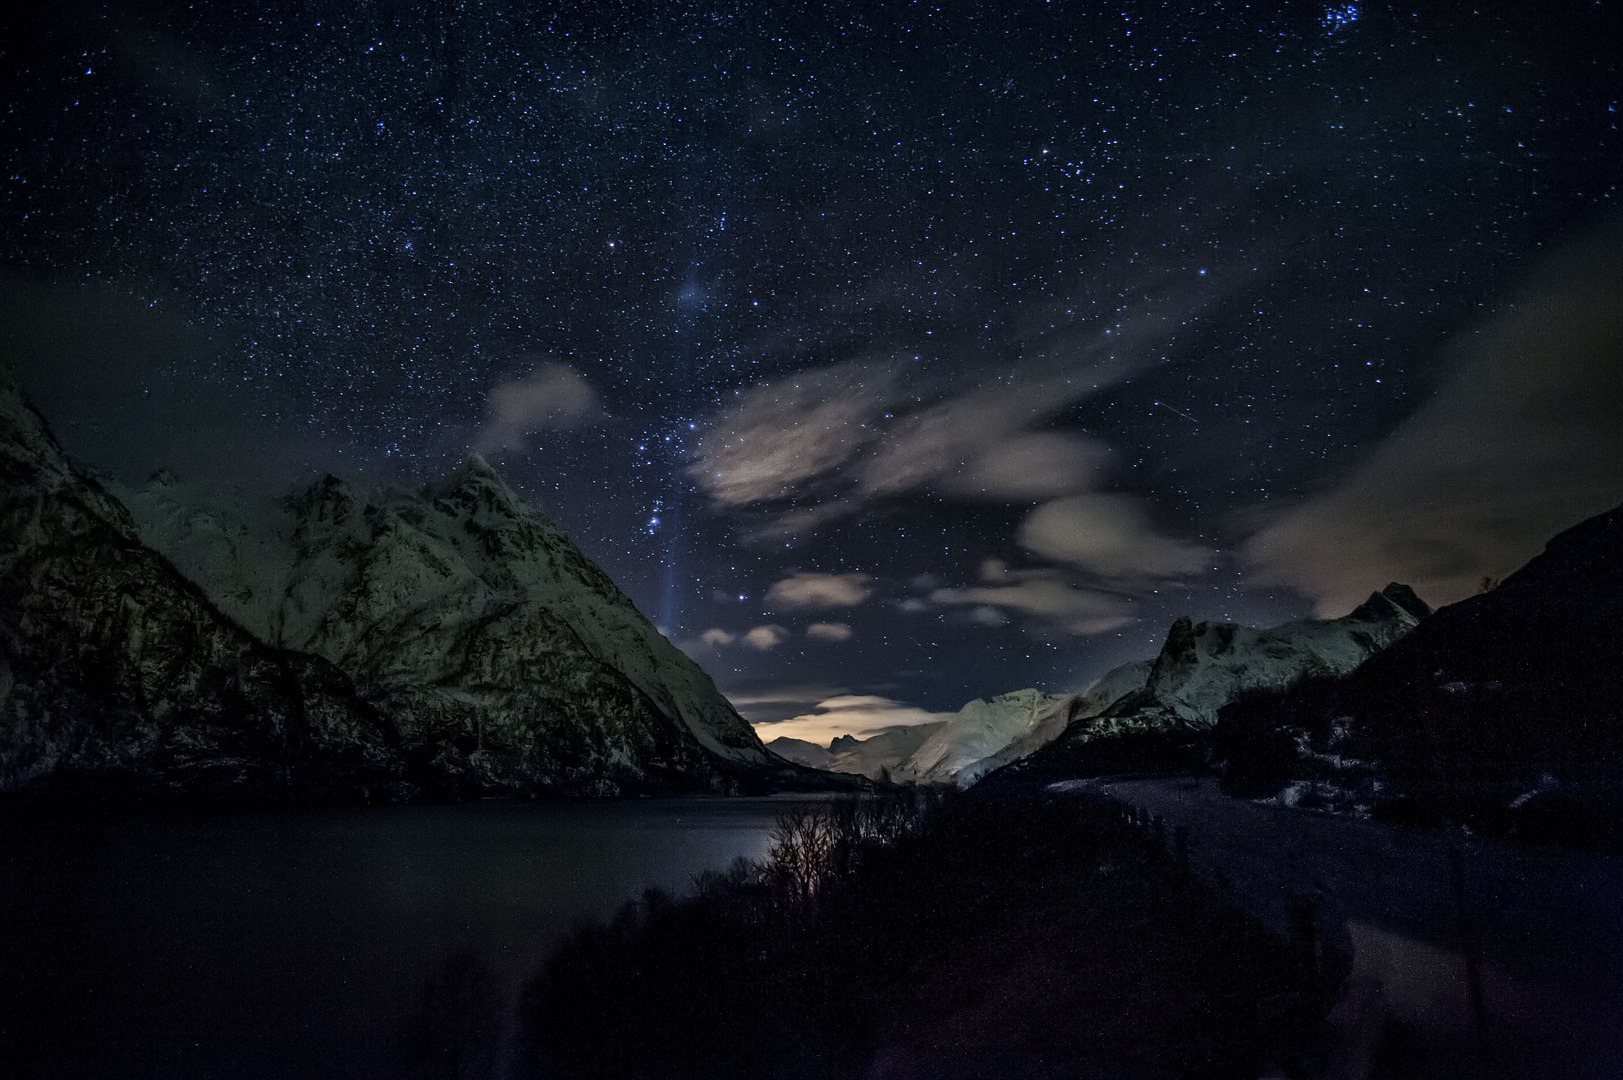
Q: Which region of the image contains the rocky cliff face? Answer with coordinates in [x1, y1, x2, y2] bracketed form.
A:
[119, 458, 787, 796]
[0, 370, 402, 804]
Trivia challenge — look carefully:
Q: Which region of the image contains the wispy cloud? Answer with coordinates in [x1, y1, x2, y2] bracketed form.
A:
[691, 282, 1227, 545]
[1245, 218, 1623, 614]
[806, 621, 854, 641]
[930, 559, 1133, 635]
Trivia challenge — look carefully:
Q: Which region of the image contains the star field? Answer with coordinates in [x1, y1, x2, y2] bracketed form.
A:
[3, 0, 1620, 731]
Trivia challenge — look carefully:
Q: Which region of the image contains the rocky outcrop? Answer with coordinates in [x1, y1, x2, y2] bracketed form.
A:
[119, 459, 795, 796]
[0, 369, 403, 804]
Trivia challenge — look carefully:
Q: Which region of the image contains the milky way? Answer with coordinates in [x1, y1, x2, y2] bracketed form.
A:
[3, 1, 1620, 733]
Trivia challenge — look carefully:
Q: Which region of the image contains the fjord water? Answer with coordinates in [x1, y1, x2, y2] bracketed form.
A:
[0, 798, 822, 1079]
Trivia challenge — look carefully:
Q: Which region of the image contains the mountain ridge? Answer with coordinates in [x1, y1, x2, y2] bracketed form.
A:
[1, 369, 826, 801]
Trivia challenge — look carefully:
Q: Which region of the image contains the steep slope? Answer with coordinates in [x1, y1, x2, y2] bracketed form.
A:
[943, 661, 1156, 787]
[0, 369, 403, 804]
[122, 461, 792, 794]
[897, 690, 1073, 787]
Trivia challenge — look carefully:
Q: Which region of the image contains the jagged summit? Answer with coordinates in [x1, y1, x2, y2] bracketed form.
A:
[120, 450, 788, 794]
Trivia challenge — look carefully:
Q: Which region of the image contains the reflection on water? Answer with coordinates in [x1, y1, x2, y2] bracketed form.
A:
[0, 797, 826, 1080]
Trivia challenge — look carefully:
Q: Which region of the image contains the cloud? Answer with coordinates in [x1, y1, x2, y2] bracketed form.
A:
[724, 684, 846, 725]
[691, 274, 1237, 524]
[940, 433, 1107, 501]
[931, 559, 1133, 635]
[693, 361, 894, 506]
[751, 694, 955, 746]
[806, 621, 854, 641]
[1018, 493, 1211, 579]
[691, 294, 1218, 542]
[1245, 218, 1623, 615]
[477, 364, 600, 452]
[744, 624, 790, 650]
[766, 572, 873, 609]
[967, 605, 1009, 627]
[738, 501, 860, 546]
[698, 628, 736, 647]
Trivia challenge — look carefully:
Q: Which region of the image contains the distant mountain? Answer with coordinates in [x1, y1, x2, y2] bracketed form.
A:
[118, 460, 801, 796]
[1213, 505, 1623, 841]
[1004, 584, 1431, 782]
[0, 368, 401, 804]
[823, 723, 946, 780]
[765, 736, 834, 771]
[767, 725, 948, 780]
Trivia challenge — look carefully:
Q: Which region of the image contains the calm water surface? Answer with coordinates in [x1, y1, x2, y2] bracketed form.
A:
[0, 797, 826, 1079]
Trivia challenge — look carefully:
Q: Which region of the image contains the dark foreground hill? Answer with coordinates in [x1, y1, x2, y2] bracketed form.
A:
[518, 792, 1338, 1080]
[1212, 504, 1623, 845]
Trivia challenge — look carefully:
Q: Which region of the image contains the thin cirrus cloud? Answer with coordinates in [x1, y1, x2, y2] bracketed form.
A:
[765, 572, 874, 609]
[1245, 217, 1623, 616]
[805, 621, 854, 641]
[476, 363, 600, 453]
[931, 559, 1132, 636]
[690, 280, 1228, 539]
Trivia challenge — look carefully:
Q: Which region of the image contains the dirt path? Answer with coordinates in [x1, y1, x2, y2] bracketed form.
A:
[1043, 776, 1623, 1079]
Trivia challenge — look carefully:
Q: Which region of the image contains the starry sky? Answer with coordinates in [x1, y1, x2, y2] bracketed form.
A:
[4, 0, 1621, 742]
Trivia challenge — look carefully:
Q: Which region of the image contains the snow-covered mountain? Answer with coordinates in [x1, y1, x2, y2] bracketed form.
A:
[1072, 583, 1431, 742]
[767, 723, 947, 780]
[826, 723, 945, 780]
[910, 663, 1156, 788]
[0, 368, 402, 803]
[889, 585, 1429, 789]
[894, 690, 1073, 787]
[118, 459, 788, 795]
[765, 737, 834, 770]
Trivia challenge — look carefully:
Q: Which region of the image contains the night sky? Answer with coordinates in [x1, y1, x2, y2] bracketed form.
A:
[4, 1, 1621, 742]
